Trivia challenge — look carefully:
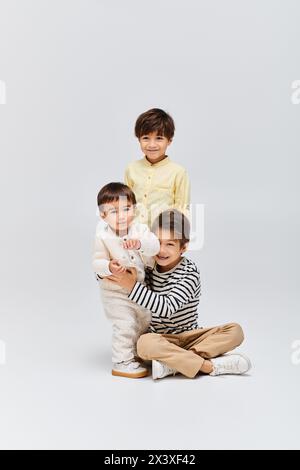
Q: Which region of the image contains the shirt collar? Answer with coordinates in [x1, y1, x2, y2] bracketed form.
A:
[104, 222, 134, 239]
[153, 257, 185, 275]
[142, 155, 170, 168]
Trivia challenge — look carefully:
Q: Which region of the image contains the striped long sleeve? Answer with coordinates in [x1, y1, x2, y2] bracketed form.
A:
[128, 258, 201, 334]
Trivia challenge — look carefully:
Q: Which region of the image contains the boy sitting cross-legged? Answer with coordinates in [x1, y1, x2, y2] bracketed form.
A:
[106, 209, 251, 380]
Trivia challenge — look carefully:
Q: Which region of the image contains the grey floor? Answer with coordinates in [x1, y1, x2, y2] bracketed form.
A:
[1, 284, 299, 450]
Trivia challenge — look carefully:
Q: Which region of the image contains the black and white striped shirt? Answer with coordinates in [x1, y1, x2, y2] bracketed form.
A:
[128, 257, 201, 334]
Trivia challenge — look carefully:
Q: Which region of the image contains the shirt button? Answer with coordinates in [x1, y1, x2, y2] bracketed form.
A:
[131, 256, 134, 260]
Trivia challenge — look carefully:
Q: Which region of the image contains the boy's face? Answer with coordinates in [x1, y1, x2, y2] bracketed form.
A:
[139, 132, 172, 164]
[100, 198, 135, 234]
[154, 228, 187, 272]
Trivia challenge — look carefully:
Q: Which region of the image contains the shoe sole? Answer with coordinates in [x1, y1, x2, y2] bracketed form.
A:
[112, 369, 149, 378]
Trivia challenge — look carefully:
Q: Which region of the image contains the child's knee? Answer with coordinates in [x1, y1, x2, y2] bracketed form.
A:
[231, 323, 244, 346]
[137, 333, 158, 359]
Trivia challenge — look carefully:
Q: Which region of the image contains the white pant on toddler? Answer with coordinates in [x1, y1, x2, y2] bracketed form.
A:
[99, 280, 151, 364]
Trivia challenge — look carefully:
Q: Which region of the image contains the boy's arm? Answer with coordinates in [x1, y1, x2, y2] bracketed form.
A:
[174, 169, 190, 216]
[92, 236, 112, 277]
[137, 224, 160, 257]
[128, 271, 200, 322]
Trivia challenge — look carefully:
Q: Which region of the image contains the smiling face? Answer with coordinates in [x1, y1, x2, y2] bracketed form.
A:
[138, 131, 172, 164]
[154, 228, 187, 272]
[100, 197, 135, 235]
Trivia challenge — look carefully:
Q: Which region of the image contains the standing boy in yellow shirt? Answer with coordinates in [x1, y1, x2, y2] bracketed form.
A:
[125, 108, 190, 228]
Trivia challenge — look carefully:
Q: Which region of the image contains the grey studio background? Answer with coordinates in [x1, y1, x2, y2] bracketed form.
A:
[0, 0, 299, 450]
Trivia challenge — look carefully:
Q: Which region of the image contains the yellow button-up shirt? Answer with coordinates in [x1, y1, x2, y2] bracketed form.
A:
[124, 156, 190, 227]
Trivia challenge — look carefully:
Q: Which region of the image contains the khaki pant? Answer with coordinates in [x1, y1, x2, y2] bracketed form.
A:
[99, 280, 151, 364]
[137, 323, 244, 378]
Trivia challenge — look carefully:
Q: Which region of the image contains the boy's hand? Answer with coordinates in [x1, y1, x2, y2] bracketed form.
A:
[109, 260, 126, 275]
[123, 239, 141, 250]
[106, 268, 137, 291]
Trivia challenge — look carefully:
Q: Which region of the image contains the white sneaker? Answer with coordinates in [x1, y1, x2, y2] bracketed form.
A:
[152, 360, 177, 380]
[112, 360, 148, 378]
[209, 353, 251, 376]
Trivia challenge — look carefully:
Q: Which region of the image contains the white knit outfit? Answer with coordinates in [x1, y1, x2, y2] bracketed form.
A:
[93, 221, 160, 364]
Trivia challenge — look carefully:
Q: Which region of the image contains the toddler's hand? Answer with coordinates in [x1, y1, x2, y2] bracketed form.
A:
[123, 239, 141, 250]
[109, 260, 126, 275]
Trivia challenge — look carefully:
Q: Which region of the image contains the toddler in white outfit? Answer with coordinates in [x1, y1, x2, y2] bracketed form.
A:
[93, 182, 160, 378]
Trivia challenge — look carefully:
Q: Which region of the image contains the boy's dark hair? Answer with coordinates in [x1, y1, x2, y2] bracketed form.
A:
[152, 209, 190, 248]
[135, 108, 175, 140]
[97, 182, 136, 211]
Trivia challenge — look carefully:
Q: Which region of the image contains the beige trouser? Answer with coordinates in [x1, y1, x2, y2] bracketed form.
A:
[99, 280, 151, 364]
[137, 323, 244, 378]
